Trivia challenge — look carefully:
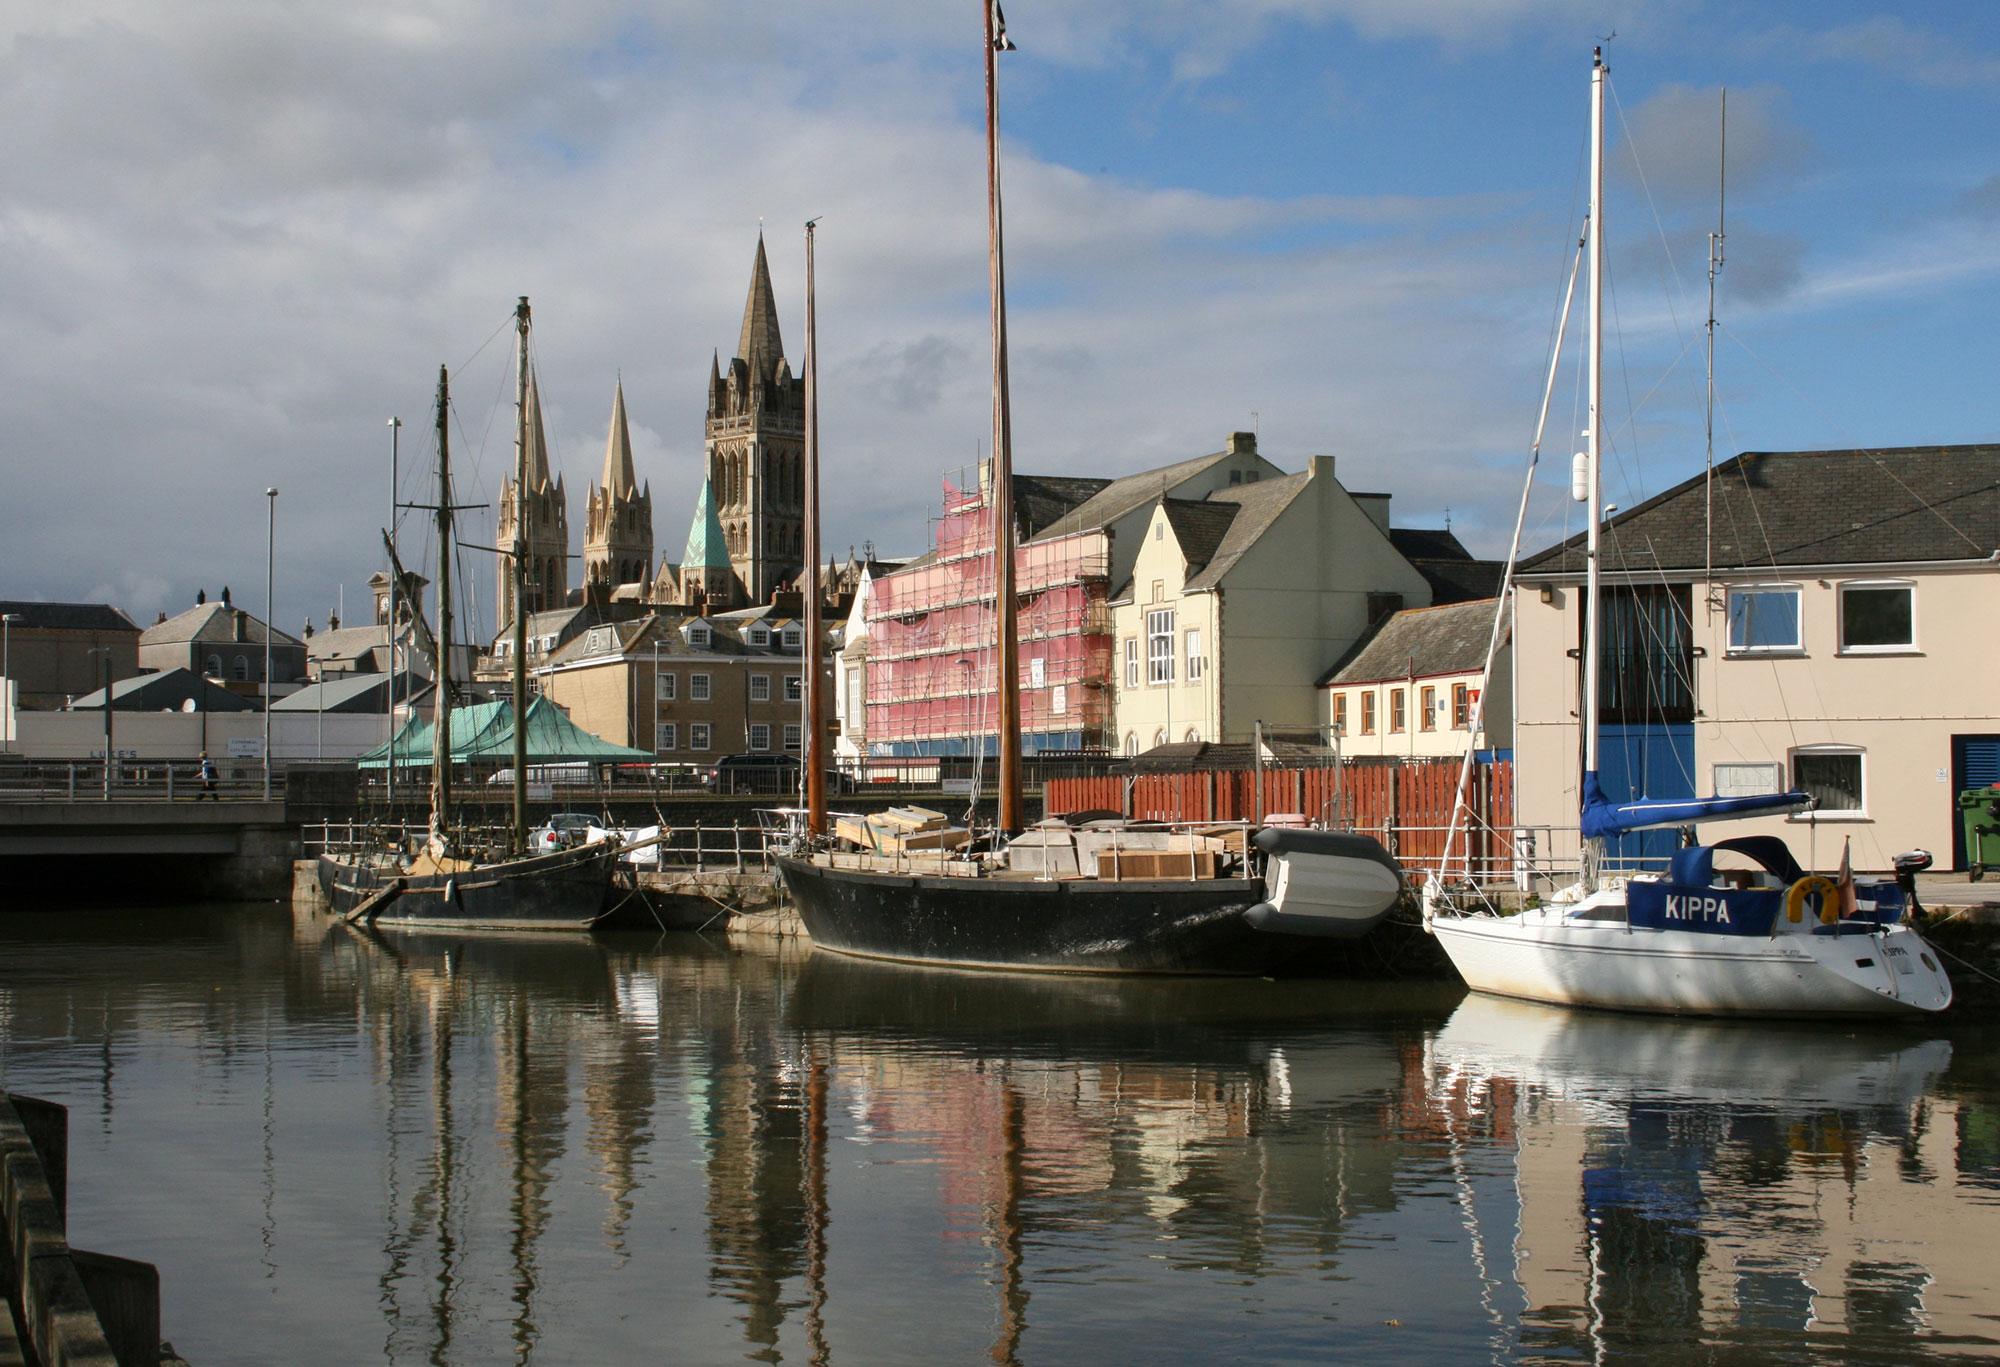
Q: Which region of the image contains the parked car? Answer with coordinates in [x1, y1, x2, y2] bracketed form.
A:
[703, 753, 855, 795]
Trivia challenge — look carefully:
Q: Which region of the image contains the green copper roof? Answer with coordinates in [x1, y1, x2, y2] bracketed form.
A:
[682, 477, 730, 570]
[356, 696, 654, 768]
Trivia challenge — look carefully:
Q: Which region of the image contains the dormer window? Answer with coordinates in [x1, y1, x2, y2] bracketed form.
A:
[749, 626, 769, 647]
[688, 623, 712, 648]
[783, 627, 802, 649]
[586, 626, 614, 654]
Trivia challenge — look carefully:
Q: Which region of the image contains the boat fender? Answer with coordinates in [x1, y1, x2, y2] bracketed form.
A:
[444, 877, 456, 903]
[1784, 874, 1840, 925]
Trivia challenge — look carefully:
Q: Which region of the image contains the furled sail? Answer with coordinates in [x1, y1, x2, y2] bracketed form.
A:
[1579, 771, 1812, 839]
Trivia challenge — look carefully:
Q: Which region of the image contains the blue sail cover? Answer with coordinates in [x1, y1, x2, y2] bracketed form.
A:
[1579, 770, 1812, 839]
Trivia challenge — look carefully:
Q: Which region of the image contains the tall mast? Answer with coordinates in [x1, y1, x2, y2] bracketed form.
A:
[430, 365, 455, 846]
[802, 221, 827, 834]
[1583, 48, 1607, 883]
[511, 297, 531, 851]
[984, 0, 1023, 834]
[1704, 91, 1726, 615]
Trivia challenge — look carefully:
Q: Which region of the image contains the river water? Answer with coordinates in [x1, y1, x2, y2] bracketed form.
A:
[2, 904, 1998, 1365]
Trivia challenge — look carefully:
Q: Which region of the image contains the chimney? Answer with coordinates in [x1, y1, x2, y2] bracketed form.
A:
[1226, 431, 1256, 457]
[156, 611, 168, 624]
[233, 609, 247, 642]
[196, 588, 206, 605]
[221, 586, 232, 607]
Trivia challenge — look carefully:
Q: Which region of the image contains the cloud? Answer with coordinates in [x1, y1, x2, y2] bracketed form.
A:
[1754, 16, 2000, 90]
[1617, 83, 1811, 209]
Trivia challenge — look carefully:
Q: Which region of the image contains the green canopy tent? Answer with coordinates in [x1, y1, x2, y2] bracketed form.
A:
[357, 697, 655, 769]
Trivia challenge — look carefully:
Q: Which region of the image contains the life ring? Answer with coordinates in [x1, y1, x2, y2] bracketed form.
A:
[1784, 874, 1841, 925]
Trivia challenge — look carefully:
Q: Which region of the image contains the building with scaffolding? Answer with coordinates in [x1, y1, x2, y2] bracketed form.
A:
[864, 433, 1286, 758]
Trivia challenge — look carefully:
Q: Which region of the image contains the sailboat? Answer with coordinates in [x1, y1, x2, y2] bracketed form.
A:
[317, 307, 621, 930]
[1422, 50, 1951, 1017]
[771, 2, 1406, 976]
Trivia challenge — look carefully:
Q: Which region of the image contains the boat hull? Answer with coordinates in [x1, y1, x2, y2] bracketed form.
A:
[1430, 909, 1953, 1018]
[317, 844, 620, 931]
[777, 856, 1412, 976]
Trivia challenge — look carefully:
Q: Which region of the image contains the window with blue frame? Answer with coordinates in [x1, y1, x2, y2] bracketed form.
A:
[1726, 585, 1802, 654]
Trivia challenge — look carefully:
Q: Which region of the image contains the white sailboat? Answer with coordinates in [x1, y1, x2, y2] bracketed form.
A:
[1422, 50, 1952, 1018]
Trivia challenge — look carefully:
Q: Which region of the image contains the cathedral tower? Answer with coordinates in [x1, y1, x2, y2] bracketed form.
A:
[705, 235, 805, 608]
[495, 372, 571, 628]
[583, 379, 654, 590]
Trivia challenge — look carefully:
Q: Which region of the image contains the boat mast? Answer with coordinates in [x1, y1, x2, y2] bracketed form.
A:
[511, 297, 531, 852]
[430, 365, 455, 847]
[1703, 92, 1726, 616]
[802, 220, 827, 834]
[1583, 47, 1606, 889]
[984, 0, 1023, 835]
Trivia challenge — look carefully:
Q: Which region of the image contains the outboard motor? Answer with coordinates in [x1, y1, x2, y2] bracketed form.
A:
[1893, 849, 1933, 918]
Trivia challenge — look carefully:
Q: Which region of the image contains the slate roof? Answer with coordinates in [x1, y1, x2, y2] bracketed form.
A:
[1126, 738, 1337, 772]
[1159, 499, 1241, 572]
[273, 671, 429, 714]
[1184, 473, 1313, 592]
[0, 601, 139, 633]
[141, 602, 303, 648]
[1522, 445, 2000, 576]
[68, 667, 255, 712]
[306, 624, 397, 671]
[1323, 599, 1503, 687]
[1030, 450, 1234, 543]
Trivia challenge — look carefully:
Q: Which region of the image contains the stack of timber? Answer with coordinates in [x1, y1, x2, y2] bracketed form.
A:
[833, 806, 972, 855]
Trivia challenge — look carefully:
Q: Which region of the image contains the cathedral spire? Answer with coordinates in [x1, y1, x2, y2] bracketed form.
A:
[526, 369, 551, 487]
[682, 477, 730, 570]
[736, 233, 785, 379]
[602, 378, 637, 497]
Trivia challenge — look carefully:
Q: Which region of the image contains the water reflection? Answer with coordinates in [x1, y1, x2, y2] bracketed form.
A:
[0, 909, 1996, 1365]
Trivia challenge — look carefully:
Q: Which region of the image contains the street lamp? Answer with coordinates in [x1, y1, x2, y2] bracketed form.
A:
[265, 487, 278, 800]
[1, 612, 20, 753]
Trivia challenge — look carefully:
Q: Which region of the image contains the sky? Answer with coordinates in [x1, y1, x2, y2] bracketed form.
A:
[4, 0, 1998, 639]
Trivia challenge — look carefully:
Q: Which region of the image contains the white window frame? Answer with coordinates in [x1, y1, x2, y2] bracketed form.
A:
[655, 722, 677, 752]
[749, 673, 771, 702]
[1146, 609, 1175, 684]
[1185, 628, 1204, 683]
[687, 623, 711, 648]
[748, 626, 769, 647]
[690, 673, 711, 702]
[1125, 732, 1139, 757]
[783, 627, 802, 649]
[1725, 583, 1804, 656]
[1790, 745, 1866, 820]
[689, 722, 712, 752]
[1153, 728, 1168, 749]
[749, 723, 771, 752]
[656, 672, 676, 702]
[784, 674, 802, 702]
[1837, 580, 1917, 655]
[1124, 638, 1140, 689]
[783, 723, 802, 752]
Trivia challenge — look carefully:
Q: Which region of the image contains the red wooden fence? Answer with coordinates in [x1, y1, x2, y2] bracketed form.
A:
[1045, 758, 1516, 880]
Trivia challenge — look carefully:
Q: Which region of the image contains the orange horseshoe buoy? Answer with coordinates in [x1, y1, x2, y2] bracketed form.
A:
[1785, 874, 1841, 925]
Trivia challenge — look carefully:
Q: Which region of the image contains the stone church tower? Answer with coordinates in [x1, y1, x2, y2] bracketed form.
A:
[583, 379, 653, 590]
[705, 235, 805, 608]
[495, 372, 570, 628]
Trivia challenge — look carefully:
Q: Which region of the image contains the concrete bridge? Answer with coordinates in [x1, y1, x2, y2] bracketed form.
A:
[0, 799, 305, 902]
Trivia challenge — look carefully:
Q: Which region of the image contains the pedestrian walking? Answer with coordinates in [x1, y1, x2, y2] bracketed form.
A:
[199, 751, 218, 801]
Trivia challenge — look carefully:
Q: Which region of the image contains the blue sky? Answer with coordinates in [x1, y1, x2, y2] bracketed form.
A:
[2, 1, 1996, 635]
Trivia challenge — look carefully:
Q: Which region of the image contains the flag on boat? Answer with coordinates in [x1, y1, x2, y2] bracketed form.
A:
[992, 2, 1016, 50]
[1837, 837, 1858, 919]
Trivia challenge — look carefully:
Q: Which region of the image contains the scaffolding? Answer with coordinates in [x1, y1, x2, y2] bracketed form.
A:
[867, 476, 1112, 752]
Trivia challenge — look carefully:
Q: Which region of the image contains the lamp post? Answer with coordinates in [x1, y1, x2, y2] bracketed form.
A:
[1, 612, 20, 753]
[265, 487, 278, 800]
[88, 647, 113, 799]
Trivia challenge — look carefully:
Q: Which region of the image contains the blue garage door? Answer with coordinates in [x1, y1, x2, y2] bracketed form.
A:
[1952, 735, 2000, 870]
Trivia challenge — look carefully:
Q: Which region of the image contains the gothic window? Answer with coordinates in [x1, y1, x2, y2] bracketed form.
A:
[233, 655, 249, 681]
[206, 654, 222, 677]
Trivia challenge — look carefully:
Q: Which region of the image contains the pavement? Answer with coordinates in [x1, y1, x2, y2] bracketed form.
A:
[1915, 871, 2000, 913]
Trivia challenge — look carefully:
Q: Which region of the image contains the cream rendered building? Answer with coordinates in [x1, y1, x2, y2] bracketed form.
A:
[1512, 444, 2000, 874]
[1108, 454, 1437, 755]
[1321, 597, 1511, 759]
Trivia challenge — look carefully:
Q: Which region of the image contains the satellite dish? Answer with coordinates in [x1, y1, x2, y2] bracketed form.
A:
[181, 698, 197, 713]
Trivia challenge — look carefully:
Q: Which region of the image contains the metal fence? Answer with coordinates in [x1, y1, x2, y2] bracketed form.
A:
[0, 758, 273, 802]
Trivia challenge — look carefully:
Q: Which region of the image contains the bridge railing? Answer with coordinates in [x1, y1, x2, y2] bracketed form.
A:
[0, 758, 271, 802]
